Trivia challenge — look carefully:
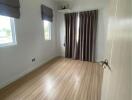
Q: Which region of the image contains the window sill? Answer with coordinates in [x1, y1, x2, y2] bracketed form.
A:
[45, 39, 51, 41]
[0, 42, 17, 48]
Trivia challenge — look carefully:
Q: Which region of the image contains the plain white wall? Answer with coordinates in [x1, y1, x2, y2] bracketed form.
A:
[131, 0, 132, 99]
[56, 13, 65, 56]
[0, 0, 58, 89]
[56, 0, 108, 61]
[96, 9, 108, 61]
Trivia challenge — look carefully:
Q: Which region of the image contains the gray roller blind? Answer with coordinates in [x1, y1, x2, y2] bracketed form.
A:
[0, 0, 20, 18]
[41, 5, 53, 22]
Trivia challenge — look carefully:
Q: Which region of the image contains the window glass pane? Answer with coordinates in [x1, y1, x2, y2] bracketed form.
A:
[0, 15, 13, 44]
[43, 20, 51, 40]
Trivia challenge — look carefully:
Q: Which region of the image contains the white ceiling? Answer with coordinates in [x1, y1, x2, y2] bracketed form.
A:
[52, 0, 73, 1]
[52, 0, 106, 2]
[53, 0, 108, 11]
[52, 0, 107, 5]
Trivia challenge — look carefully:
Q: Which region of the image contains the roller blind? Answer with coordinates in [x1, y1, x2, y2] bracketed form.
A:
[0, 0, 20, 18]
[41, 5, 53, 22]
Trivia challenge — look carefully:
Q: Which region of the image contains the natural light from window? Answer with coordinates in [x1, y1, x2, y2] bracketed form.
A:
[76, 14, 80, 43]
[0, 15, 16, 46]
[43, 20, 51, 40]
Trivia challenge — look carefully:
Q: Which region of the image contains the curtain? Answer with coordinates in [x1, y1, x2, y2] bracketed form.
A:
[65, 10, 98, 62]
[0, 0, 20, 18]
[78, 10, 98, 62]
[41, 5, 53, 22]
[65, 13, 78, 58]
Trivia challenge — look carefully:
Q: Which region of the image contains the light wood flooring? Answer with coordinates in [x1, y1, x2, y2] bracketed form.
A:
[0, 57, 103, 100]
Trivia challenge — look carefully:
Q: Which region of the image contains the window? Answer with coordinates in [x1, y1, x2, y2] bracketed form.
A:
[43, 20, 51, 40]
[0, 15, 16, 47]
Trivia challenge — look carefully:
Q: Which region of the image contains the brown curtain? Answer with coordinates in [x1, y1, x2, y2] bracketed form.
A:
[65, 10, 98, 62]
[78, 10, 98, 62]
[65, 13, 78, 58]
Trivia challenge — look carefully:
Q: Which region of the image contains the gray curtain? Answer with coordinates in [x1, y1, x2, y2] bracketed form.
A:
[65, 10, 98, 62]
[41, 5, 53, 22]
[78, 10, 98, 62]
[0, 0, 20, 18]
[65, 13, 78, 58]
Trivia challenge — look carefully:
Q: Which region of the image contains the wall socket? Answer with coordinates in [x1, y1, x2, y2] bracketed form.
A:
[32, 58, 36, 62]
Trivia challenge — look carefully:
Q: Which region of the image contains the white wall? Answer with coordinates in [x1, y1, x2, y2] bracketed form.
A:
[56, 0, 108, 61]
[96, 9, 108, 61]
[0, 0, 58, 89]
[56, 13, 65, 56]
[130, 0, 132, 100]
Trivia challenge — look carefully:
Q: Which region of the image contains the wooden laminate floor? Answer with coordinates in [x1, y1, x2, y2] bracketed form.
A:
[0, 57, 103, 100]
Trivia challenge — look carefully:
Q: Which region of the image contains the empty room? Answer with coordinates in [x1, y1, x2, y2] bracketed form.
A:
[0, 0, 131, 100]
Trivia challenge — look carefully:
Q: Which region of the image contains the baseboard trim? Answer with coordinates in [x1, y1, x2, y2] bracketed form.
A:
[0, 56, 59, 90]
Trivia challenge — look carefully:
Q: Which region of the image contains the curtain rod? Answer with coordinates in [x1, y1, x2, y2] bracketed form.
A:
[63, 8, 100, 14]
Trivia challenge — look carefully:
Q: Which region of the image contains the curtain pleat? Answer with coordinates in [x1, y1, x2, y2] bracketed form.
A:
[65, 10, 98, 62]
[78, 10, 98, 62]
[65, 13, 78, 58]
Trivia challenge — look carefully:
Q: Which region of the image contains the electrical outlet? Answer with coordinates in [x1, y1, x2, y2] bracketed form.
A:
[32, 58, 36, 62]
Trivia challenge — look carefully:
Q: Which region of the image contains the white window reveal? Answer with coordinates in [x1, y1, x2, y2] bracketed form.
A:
[0, 15, 16, 47]
[43, 20, 51, 40]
